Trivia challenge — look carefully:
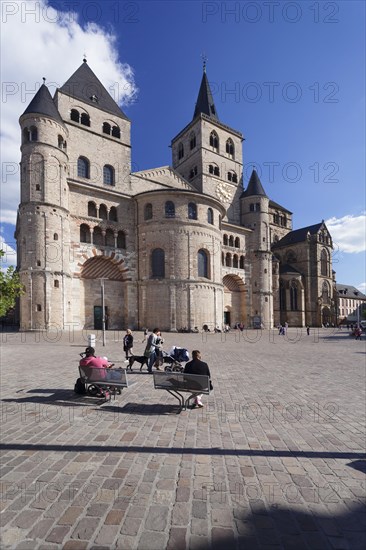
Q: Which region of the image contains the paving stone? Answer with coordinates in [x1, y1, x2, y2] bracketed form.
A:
[144, 505, 169, 531]
[167, 527, 187, 550]
[192, 500, 207, 519]
[138, 530, 168, 549]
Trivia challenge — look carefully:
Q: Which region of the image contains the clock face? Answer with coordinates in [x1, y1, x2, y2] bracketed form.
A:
[216, 182, 233, 203]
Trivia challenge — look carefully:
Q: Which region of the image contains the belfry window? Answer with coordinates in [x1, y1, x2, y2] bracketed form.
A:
[207, 208, 213, 225]
[226, 138, 235, 158]
[209, 131, 219, 152]
[70, 109, 79, 122]
[80, 113, 90, 127]
[178, 143, 184, 160]
[190, 132, 196, 150]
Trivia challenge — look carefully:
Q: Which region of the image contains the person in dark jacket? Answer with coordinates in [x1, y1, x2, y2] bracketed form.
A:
[123, 329, 134, 360]
[184, 350, 211, 408]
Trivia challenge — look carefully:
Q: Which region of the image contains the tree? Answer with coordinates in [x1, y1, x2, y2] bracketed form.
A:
[0, 251, 24, 317]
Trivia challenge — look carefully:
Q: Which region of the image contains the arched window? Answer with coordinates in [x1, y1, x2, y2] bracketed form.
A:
[112, 125, 121, 138]
[209, 131, 219, 151]
[207, 208, 213, 225]
[234, 237, 240, 248]
[190, 132, 196, 150]
[109, 206, 118, 222]
[279, 280, 286, 310]
[198, 249, 209, 278]
[189, 166, 198, 179]
[151, 248, 165, 278]
[209, 164, 220, 176]
[80, 112, 90, 127]
[178, 143, 184, 160]
[228, 170, 237, 183]
[70, 109, 80, 122]
[117, 231, 126, 249]
[29, 126, 38, 141]
[99, 204, 108, 220]
[80, 224, 91, 243]
[144, 203, 153, 220]
[93, 227, 104, 246]
[105, 229, 115, 247]
[229, 236, 234, 247]
[77, 156, 90, 179]
[103, 165, 115, 185]
[165, 201, 175, 218]
[54, 280, 59, 288]
[239, 255, 245, 269]
[226, 138, 235, 158]
[321, 249, 329, 276]
[53, 233, 58, 241]
[233, 255, 238, 268]
[222, 252, 225, 265]
[58, 135, 66, 149]
[290, 281, 298, 311]
[188, 202, 197, 220]
[225, 253, 231, 267]
[103, 122, 111, 135]
[322, 281, 330, 303]
[223, 234, 228, 245]
[286, 251, 297, 264]
[88, 201, 97, 217]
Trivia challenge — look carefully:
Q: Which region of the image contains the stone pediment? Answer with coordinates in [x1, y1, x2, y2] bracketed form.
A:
[132, 166, 196, 191]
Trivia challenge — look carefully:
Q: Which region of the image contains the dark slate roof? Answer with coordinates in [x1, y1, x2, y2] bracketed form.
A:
[21, 84, 64, 125]
[336, 284, 366, 299]
[193, 71, 219, 121]
[241, 169, 268, 198]
[272, 222, 324, 248]
[59, 61, 128, 120]
[269, 199, 292, 214]
[279, 263, 303, 275]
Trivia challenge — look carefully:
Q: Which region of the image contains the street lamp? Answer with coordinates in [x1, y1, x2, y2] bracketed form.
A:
[99, 278, 109, 347]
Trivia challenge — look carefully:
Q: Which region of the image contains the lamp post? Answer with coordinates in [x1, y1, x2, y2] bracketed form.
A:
[99, 278, 108, 347]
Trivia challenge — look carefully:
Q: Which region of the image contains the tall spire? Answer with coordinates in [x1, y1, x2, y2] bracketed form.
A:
[193, 64, 219, 121]
[21, 83, 64, 125]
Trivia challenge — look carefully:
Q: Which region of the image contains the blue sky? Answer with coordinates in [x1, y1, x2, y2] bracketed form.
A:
[1, 0, 365, 289]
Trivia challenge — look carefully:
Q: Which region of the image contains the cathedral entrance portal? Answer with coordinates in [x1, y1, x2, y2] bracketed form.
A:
[80, 254, 130, 330]
[223, 274, 246, 327]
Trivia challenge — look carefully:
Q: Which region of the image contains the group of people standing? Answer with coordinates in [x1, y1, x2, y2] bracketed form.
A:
[122, 327, 211, 407]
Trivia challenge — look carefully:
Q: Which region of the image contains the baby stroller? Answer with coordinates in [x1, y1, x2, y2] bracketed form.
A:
[160, 346, 190, 372]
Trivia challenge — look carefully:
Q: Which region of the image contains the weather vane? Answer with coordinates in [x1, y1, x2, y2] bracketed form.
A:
[201, 52, 208, 73]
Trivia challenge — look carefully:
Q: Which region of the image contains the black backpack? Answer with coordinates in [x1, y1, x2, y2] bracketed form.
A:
[74, 378, 86, 394]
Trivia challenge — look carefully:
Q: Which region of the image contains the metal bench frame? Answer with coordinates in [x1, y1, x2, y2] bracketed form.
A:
[78, 365, 128, 402]
[153, 372, 210, 412]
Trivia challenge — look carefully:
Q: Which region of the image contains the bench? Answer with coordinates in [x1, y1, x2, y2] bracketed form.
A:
[153, 372, 211, 412]
[79, 365, 128, 402]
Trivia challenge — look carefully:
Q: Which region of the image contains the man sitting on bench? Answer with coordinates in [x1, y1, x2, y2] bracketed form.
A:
[80, 347, 113, 371]
[183, 350, 211, 408]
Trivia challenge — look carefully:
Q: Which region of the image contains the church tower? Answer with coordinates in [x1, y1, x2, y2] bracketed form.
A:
[240, 170, 273, 328]
[171, 66, 244, 223]
[16, 82, 71, 329]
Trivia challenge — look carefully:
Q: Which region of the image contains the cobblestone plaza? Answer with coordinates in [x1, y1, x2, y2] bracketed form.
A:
[1, 328, 365, 549]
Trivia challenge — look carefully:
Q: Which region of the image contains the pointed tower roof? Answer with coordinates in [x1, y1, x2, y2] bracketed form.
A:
[59, 60, 129, 120]
[21, 82, 64, 125]
[241, 169, 268, 198]
[193, 70, 219, 121]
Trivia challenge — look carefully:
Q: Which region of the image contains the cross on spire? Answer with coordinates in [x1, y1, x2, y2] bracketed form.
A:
[201, 52, 208, 73]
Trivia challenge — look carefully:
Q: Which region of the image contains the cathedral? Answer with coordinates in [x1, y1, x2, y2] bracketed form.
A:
[15, 60, 335, 331]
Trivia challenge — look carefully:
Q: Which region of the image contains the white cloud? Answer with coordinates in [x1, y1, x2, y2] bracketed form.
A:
[325, 213, 366, 254]
[0, 235, 17, 269]
[1, 0, 137, 225]
[357, 282, 366, 293]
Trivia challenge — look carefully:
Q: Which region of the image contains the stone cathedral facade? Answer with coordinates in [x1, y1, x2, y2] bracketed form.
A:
[15, 61, 335, 331]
